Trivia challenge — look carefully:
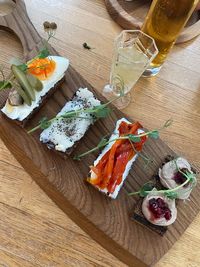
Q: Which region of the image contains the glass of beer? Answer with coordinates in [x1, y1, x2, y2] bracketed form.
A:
[103, 30, 158, 109]
[142, 0, 199, 77]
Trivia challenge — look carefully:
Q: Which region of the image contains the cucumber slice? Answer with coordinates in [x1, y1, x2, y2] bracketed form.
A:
[15, 85, 32, 106]
[11, 65, 35, 101]
[26, 73, 43, 91]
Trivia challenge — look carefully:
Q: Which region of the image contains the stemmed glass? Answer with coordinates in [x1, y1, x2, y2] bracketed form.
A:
[103, 30, 158, 109]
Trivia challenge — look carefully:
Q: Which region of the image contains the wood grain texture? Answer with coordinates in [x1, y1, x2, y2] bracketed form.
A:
[0, 0, 200, 267]
[105, 0, 200, 44]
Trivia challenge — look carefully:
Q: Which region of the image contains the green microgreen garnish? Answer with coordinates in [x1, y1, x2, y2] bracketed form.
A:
[14, 21, 57, 72]
[128, 158, 197, 199]
[73, 119, 173, 160]
[28, 81, 125, 134]
[26, 21, 57, 66]
[0, 65, 14, 91]
[27, 99, 116, 134]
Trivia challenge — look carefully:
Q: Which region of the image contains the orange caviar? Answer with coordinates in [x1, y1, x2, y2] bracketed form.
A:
[28, 58, 56, 80]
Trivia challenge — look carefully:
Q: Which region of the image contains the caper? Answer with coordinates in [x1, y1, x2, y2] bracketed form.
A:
[50, 22, 57, 30]
[43, 21, 51, 31]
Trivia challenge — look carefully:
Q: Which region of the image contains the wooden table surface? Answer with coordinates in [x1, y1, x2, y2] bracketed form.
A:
[0, 0, 200, 266]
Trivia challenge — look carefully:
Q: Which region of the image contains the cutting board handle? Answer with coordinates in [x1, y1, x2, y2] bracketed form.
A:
[0, 0, 42, 57]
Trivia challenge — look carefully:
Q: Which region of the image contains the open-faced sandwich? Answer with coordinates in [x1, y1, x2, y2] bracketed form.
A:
[40, 88, 101, 156]
[1, 56, 69, 126]
[142, 189, 177, 226]
[132, 156, 197, 234]
[87, 118, 147, 199]
[159, 157, 197, 200]
[0, 21, 69, 127]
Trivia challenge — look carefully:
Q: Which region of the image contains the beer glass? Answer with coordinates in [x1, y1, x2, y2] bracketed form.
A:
[103, 30, 158, 109]
[142, 0, 199, 77]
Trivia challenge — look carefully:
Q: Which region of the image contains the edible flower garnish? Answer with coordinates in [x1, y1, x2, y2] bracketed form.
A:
[73, 119, 173, 160]
[128, 158, 197, 200]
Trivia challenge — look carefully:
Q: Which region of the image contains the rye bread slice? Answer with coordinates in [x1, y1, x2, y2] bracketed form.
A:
[1, 77, 65, 128]
[42, 140, 78, 159]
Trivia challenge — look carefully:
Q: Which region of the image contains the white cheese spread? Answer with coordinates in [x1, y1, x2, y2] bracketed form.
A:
[40, 88, 101, 152]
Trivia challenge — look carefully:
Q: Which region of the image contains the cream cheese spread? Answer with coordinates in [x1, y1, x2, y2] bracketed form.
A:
[40, 88, 101, 152]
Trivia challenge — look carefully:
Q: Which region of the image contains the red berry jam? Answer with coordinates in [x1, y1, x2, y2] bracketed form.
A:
[148, 198, 172, 221]
[173, 168, 188, 187]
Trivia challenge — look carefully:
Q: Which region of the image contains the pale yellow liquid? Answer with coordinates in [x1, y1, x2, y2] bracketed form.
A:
[110, 46, 149, 95]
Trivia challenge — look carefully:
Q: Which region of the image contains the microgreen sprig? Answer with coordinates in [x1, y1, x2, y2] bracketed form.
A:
[19, 21, 57, 70]
[0, 66, 14, 91]
[27, 100, 116, 134]
[128, 159, 197, 199]
[73, 119, 173, 160]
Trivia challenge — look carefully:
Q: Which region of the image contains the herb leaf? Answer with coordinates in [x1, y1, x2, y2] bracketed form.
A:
[18, 64, 28, 72]
[128, 134, 141, 143]
[95, 105, 112, 118]
[164, 191, 178, 199]
[139, 182, 154, 197]
[148, 130, 159, 139]
[38, 48, 50, 59]
[39, 117, 51, 130]
[0, 81, 12, 90]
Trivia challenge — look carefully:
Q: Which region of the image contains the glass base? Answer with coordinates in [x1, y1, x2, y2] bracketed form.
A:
[113, 93, 131, 109]
[102, 84, 131, 109]
[142, 65, 162, 77]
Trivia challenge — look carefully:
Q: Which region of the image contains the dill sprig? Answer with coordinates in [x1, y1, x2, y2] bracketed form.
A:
[73, 119, 173, 160]
[128, 158, 197, 199]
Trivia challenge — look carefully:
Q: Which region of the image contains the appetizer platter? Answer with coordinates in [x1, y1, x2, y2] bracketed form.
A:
[0, 1, 200, 267]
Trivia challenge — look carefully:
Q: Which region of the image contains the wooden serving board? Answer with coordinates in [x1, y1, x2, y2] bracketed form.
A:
[105, 0, 200, 44]
[0, 1, 200, 266]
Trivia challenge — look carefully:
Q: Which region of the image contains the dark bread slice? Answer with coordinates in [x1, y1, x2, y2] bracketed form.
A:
[1, 77, 65, 128]
[43, 140, 78, 159]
